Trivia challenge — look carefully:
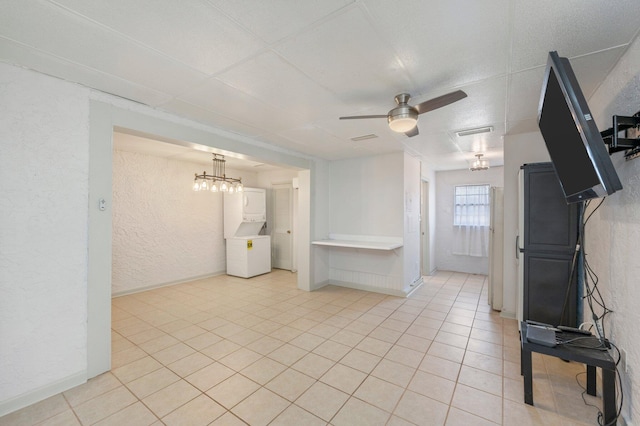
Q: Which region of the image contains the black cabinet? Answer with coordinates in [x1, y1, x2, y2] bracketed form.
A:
[521, 163, 580, 326]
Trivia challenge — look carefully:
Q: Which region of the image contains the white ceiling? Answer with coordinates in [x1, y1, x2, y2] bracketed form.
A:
[3, 1, 640, 170]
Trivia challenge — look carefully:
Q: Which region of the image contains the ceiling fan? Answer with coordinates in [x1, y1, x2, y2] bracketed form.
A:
[339, 90, 467, 137]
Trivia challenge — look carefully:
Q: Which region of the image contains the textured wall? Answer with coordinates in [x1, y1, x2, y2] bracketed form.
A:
[435, 166, 504, 275]
[0, 64, 89, 401]
[112, 151, 256, 294]
[583, 36, 640, 423]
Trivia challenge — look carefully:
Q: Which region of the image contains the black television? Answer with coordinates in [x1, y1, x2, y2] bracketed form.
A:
[538, 51, 622, 203]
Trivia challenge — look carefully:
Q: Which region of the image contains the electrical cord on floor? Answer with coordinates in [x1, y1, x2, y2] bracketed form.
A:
[573, 341, 623, 426]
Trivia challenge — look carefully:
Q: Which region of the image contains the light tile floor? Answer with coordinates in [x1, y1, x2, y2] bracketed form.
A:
[1, 270, 606, 425]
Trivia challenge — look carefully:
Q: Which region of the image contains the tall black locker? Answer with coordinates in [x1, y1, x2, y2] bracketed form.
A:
[521, 162, 580, 327]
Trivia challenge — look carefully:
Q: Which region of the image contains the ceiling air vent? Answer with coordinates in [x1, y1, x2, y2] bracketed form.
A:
[350, 134, 378, 141]
[456, 126, 493, 137]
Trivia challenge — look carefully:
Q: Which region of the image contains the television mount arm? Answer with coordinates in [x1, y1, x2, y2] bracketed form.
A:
[600, 111, 640, 158]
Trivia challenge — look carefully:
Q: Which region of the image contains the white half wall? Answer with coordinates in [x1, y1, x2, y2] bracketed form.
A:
[320, 152, 407, 294]
[0, 64, 89, 413]
[435, 166, 504, 275]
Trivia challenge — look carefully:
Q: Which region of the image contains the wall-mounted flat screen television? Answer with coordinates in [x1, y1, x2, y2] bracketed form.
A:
[538, 51, 622, 203]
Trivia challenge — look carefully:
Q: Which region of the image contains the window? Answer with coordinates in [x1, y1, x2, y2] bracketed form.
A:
[454, 184, 490, 227]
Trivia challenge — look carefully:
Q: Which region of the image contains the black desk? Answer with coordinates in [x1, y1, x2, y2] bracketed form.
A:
[520, 322, 616, 425]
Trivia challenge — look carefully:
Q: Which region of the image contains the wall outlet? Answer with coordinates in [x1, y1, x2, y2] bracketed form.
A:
[620, 347, 628, 373]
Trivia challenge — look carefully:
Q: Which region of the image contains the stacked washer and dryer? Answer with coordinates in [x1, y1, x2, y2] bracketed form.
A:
[223, 187, 271, 278]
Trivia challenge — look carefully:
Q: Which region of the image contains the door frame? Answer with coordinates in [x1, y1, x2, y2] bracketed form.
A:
[271, 183, 294, 271]
[420, 179, 431, 276]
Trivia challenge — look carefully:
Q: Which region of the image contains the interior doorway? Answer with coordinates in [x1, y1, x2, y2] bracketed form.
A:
[87, 105, 312, 380]
[271, 183, 294, 271]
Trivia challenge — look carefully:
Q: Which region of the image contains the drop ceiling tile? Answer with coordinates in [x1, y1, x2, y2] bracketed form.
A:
[216, 51, 347, 122]
[506, 118, 539, 135]
[208, 0, 355, 44]
[403, 132, 458, 156]
[176, 77, 308, 133]
[317, 116, 393, 140]
[363, 0, 511, 91]
[449, 122, 506, 154]
[114, 132, 192, 157]
[510, 0, 640, 71]
[0, 1, 209, 95]
[416, 77, 507, 136]
[160, 99, 267, 138]
[506, 47, 627, 124]
[278, 125, 344, 148]
[274, 6, 412, 101]
[50, 0, 265, 75]
[566, 48, 629, 99]
[0, 38, 173, 106]
[505, 67, 545, 124]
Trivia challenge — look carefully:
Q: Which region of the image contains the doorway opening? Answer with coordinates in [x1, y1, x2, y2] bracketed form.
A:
[87, 103, 312, 380]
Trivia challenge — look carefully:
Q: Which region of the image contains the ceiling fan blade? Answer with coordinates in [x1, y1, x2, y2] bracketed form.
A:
[414, 90, 467, 115]
[339, 115, 388, 120]
[405, 126, 419, 137]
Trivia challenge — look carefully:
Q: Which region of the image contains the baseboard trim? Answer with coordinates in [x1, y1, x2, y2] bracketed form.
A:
[405, 277, 424, 297]
[0, 371, 86, 417]
[112, 270, 226, 298]
[500, 310, 516, 320]
[325, 280, 410, 297]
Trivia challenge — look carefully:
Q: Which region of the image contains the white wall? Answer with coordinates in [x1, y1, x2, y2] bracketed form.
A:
[580, 36, 640, 423]
[435, 166, 504, 274]
[330, 152, 404, 236]
[320, 152, 407, 295]
[0, 64, 89, 410]
[112, 150, 257, 295]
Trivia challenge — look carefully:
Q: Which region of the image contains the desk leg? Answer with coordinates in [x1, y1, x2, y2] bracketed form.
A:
[522, 348, 533, 405]
[602, 368, 616, 426]
[586, 365, 596, 396]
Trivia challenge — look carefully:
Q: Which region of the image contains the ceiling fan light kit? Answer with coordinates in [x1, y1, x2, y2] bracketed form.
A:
[340, 90, 467, 138]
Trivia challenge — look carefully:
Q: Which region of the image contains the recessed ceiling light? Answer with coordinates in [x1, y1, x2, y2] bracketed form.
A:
[456, 126, 494, 137]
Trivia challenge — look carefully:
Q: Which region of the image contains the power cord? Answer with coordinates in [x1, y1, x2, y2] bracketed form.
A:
[573, 342, 623, 426]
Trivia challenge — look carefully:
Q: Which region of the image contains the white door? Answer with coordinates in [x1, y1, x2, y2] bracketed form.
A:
[272, 184, 293, 270]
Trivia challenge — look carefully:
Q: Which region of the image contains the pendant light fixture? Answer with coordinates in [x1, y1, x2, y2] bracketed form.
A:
[470, 153, 490, 171]
[193, 154, 243, 193]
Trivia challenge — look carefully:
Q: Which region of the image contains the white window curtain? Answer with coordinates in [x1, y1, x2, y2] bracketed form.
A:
[452, 184, 490, 257]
